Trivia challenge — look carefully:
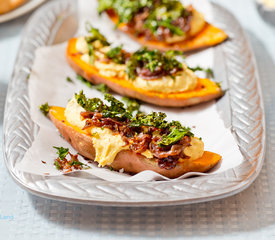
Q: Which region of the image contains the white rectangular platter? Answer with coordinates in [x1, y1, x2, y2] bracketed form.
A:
[3, 0, 265, 206]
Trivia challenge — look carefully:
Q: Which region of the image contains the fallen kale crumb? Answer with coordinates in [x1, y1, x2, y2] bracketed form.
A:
[39, 103, 50, 116]
[53, 146, 90, 172]
[66, 76, 74, 83]
[76, 74, 93, 88]
[188, 66, 214, 78]
[76, 74, 110, 93]
[95, 83, 109, 93]
[215, 81, 222, 88]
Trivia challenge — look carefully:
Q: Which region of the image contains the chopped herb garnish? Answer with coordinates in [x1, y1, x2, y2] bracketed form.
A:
[39, 103, 50, 116]
[188, 66, 214, 78]
[53, 146, 69, 160]
[109, 166, 114, 171]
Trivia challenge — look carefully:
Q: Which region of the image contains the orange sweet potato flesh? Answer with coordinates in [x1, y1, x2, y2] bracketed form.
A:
[106, 10, 228, 52]
[67, 38, 224, 107]
[49, 106, 222, 178]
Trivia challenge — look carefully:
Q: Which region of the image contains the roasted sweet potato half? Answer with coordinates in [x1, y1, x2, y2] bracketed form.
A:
[67, 38, 224, 107]
[106, 10, 228, 53]
[49, 106, 222, 178]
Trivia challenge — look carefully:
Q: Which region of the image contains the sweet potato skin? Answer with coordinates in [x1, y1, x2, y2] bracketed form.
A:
[67, 38, 224, 107]
[49, 107, 221, 178]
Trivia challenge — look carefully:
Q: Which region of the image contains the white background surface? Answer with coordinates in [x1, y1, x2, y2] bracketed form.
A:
[1, 0, 275, 239]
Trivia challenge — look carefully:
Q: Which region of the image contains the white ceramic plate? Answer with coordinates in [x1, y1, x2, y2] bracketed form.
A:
[0, 0, 46, 23]
[3, 0, 266, 206]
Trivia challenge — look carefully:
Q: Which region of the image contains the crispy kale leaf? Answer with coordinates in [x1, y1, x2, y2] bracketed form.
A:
[130, 112, 168, 128]
[75, 91, 131, 120]
[75, 90, 105, 112]
[158, 127, 193, 147]
[102, 94, 132, 120]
